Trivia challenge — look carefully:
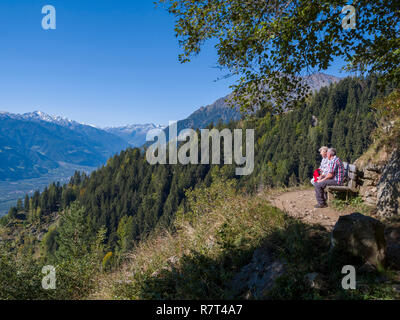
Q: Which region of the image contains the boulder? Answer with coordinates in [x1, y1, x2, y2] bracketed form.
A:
[228, 247, 285, 299]
[331, 212, 387, 268]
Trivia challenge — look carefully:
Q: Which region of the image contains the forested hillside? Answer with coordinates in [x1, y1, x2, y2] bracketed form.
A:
[0, 76, 388, 266]
[241, 76, 382, 189]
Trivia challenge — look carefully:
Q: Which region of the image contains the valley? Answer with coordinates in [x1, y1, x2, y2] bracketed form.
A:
[0, 162, 96, 216]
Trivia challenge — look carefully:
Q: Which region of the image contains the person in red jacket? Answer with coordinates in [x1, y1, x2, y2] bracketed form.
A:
[313, 168, 322, 182]
[310, 146, 329, 186]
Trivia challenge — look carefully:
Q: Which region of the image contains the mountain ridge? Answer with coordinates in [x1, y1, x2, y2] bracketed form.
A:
[0, 111, 129, 181]
[160, 72, 341, 139]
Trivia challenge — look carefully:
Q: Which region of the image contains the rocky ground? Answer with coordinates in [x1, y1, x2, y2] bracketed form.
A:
[267, 188, 354, 230]
[228, 187, 400, 299]
[268, 188, 400, 268]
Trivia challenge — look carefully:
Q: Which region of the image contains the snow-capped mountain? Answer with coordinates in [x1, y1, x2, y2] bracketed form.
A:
[22, 110, 100, 129]
[23, 110, 73, 124]
[0, 110, 100, 130]
[0, 111, 128, 181]
[1, 110, 73, 125]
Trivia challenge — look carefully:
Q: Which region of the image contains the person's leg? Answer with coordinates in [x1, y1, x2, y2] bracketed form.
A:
[315, 181, 328, 205]
[315, 180, 338, 206]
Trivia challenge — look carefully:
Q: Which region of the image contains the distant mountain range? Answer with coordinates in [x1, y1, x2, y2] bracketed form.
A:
[302, 73, 341, 93]
[0, 111, 129, 181]
[104, 123, 166, 147]
[170, 95, 242, 133]
[160, 72, 341, 138]
[107, 95, 244, 148]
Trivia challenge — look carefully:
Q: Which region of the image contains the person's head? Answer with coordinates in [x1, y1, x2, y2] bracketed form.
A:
[319, 146, 328, 158]
[327, 148, 337, 160]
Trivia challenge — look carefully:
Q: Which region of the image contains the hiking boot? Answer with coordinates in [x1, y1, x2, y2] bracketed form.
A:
[314, 203, 328, 208]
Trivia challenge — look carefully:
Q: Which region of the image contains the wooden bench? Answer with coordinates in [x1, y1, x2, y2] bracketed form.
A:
[326, 162, 359, 202]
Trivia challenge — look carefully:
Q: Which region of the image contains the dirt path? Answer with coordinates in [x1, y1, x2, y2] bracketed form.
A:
[267, 188, 353, 230]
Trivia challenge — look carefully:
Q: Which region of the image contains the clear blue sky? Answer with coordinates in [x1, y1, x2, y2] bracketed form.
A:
[0, 0, 349, 127]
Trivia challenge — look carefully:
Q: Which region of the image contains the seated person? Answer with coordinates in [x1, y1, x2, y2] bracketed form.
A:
[311, 146, 330, 186]
[314, 148, 344, 208]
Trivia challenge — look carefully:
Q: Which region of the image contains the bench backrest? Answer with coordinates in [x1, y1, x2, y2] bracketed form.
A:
[342, 161, 358, 190]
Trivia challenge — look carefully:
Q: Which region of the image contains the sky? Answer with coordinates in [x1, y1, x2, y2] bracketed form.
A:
[0, 0, 350, 127]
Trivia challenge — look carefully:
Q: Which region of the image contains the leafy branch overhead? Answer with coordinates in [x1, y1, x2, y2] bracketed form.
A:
[158, 0, 400, 113]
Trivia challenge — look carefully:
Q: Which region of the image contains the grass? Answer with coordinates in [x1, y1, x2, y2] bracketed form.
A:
[92, 178, 400, 300]
[102, 178, 287, 300]
[330, 194, 375, 215]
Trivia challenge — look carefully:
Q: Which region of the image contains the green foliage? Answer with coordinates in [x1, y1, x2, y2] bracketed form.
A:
[159, 0, 399, 112]
[54, 202, 95, 261]
[102, 252, 113, 271]
[372, 89, 400, 150]
[0, 243, 48, 299]
[0, 202, 107, 300]
[330, 195, 373, 214]
[374, 89, 400, 119]
[0, 214, 9, 226]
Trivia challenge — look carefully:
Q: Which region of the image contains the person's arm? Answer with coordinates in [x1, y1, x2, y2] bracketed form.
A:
[317, 172, 333, 182]
[317, 160, 335, 183]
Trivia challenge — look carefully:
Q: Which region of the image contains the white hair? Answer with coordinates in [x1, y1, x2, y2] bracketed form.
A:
[328, 148, 337, 156]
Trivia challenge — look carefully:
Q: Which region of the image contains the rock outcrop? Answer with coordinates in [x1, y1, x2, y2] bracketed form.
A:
[376, 149, 400, 217]
[358, 163, 384, 206]
[356, 148, 400, 217]
[331, 212, 387, 268]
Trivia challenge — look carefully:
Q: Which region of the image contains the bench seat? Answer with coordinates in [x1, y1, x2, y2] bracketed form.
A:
[326, 186, 355, 192]
[325, 161, 359, 202]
